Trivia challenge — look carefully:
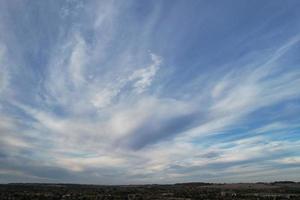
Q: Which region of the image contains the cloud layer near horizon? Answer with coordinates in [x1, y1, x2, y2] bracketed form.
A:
[0, 0, 300, 184]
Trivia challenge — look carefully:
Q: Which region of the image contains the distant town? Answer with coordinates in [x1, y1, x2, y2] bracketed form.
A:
[0, 181, 300, 200]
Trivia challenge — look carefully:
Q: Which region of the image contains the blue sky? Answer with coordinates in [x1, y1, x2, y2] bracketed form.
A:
[0, 0, 300, 184]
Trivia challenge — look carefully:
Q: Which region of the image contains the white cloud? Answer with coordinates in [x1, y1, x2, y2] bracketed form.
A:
[0, 0, 299, 183]
[130, 53, 162, 93]
[91, 88, 120, 109]
[68, 34, 88, 87]
[7, 35, 300, 182]
[54, 155, 126, 172]
[275, 157, 300, 165]
[180, 36, 300, 141]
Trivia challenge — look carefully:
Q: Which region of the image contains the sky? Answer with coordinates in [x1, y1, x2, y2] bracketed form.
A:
[0, 0, 300, 184]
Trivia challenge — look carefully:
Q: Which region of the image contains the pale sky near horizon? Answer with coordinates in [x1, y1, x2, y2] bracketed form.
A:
[0, 0, 300, 184]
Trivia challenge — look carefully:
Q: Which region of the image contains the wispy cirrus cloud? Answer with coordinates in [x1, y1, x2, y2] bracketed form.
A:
[0, 0, 300, 184]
